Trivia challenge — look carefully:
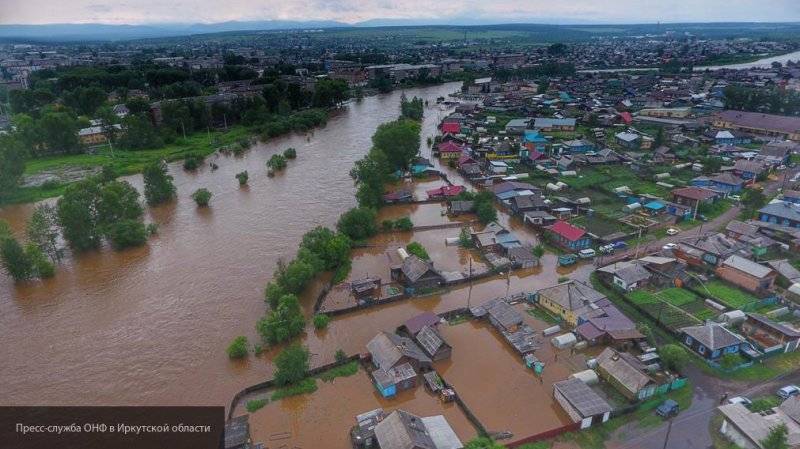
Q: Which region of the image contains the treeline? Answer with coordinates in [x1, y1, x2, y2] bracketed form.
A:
[724, 85, 800, 116]
[239, 97, 424, 353]
[400, 94, 424, 121]
[0, 162, 177, 282]
[492, 62, 576, 82]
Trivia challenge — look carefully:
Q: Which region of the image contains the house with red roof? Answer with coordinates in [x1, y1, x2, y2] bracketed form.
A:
[545, 220, 592, 251]
[426, 185, 465, 200]
[437, 141, 464, 160]
[671, 186, 720, 210]
[440, 122, 461, 134]
[618, 112, 633, 125]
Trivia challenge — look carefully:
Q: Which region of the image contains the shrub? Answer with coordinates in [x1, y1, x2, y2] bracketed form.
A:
[227, 336, 249, 359]
[337, 207, 378, 241]
[394, 217, 413, 231]
[274, 344, 310, 386]
[146, 223, 159, 235]
[532, 244, 545, 258]
[245, 398, 268, 412]
[192, 188, 213, 207]
[107, 219, 148, 250]
[313, 314, 331, 329]
[236, 171, 249, 186]
[381, 219, 395, 231]
[659, 344, 689, 372]
[183, 153, 204, 170]
[271, 377, 317, 401]
[335, 349, 347, 363]
[406, 242, 430, 260]
[267, 154, 287, 171]
[283, 147, 297, 159]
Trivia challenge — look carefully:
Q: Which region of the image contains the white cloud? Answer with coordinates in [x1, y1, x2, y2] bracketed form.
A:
[1, 0, 799, 24]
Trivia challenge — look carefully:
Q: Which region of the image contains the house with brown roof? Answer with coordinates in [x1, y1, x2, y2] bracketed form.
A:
[596, 348, 657, 401]
[390, 255, 445, 290]
[553, 378, 613, 429]
[741, 313, 800, 354]
[715, 255, 776, 295]
[712, 110, 800, 141]
[671, 186, 720, 211]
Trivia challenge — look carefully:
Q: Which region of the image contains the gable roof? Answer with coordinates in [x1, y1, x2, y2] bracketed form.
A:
[547, 220, 587, 242]
[554, 378, 613, 418]
[596, 348, 654, 394]
[415, 325, 449, 357]
[538, 280, 606, 314]
[721, 255, 773, 279]
[404, 312, 441, 335]
[680, 323, 744, 351]
[672, 186, 718, 201]
[375, 410, 436, 449]
[401, 255, 439, 283]
[367, 332, 431, 371]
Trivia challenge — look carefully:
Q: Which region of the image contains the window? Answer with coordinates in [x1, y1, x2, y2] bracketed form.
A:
[698, 345, 706, 355]
[685, 336, 693, 345]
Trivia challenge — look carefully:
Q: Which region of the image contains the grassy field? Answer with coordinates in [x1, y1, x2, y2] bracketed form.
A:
[703, 281, 759, 310]
[658, 288, 698, 307]
[627, 289, 702, 330]
[3, 126, 254, 206]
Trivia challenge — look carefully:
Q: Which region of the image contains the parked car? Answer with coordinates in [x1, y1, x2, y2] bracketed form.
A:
[727, 396, 752, 407]
[729, 194, 741, 202]
[666, 228, 680, 236]
[612, 241, 628, 249]
[558, 254, 578, 266]
[599, 244, 615, 254]
[578, 249, 596, 259]
[662, 243, 678, 250]
[656, 399, 679, 418]
[778, 385, 800, 400]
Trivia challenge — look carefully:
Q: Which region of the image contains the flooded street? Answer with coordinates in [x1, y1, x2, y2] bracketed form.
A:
[0, 82, 462, 407]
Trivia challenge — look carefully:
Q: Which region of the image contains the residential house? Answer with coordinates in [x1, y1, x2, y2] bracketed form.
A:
[427, 185, 465, 200]
[741, 313, 800, 354]
[575, 298, 644, 348]
[679, 323, 744, 361]
[351, 277, 382, 301]
[615, 132, 640, 149]
[390, 255, 445, 290]
[522, 129, 548, 153]
[671, 187, 720, 211]
[784, 190, 800, 205]
[440, 122, 461, 134]
[696, 173, 745, 194]
[367, 332, 432, 397]
[383, 189, 413, 204]
[758, 144, 791, 167]
[523, 210, 557, 227]
[545, 220, 592, 251]
[415, 325, 452, 362]
[447, 200, 474, 216]
[715, 255, 776, 295]
[373, 409, 463, 449]
[400, 312, 441, 337]
[437, 141, 464, 160]
[553, 378, 613, 429]
[759, 201, 800, 228]
[563, 139, 595, 154]
[470, 222, 522, 253]
[733, 160, 767, 181]
[596, 261, 652, 291]
[537, 280, 606, 326]
[766, 259, 800, 286]
[504, 118, 531, 134]
[533, 117, 577, 132]
[508, 194, 548, 215]
[718, 398, 800, 449]
[596, 348, 657, 401]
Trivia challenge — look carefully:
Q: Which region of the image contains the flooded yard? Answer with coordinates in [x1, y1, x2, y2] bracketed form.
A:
[243, 367, 477, 449]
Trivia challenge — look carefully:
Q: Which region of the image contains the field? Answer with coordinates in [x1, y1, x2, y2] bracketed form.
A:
[703, 281, 759, 310]
[560, 166, 669, 197]
[627, 289, 703, 330]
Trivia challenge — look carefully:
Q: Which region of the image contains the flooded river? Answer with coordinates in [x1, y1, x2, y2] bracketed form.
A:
[0, 82, 463, 407]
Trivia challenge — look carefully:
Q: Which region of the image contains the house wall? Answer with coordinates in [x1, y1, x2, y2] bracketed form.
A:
[760, 212, 800, 229]
[538, 295, 578, 326]
[719, 419, 759, 449]
[553, 389, 584, 423]
[596, 365, 637, 401]
[714, 266, 775, 294]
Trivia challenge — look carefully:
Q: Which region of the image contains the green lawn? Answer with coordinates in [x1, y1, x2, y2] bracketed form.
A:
[626, 289, 702, 330]
[703, 281, 758, 310]
[657, 288, 698, 307]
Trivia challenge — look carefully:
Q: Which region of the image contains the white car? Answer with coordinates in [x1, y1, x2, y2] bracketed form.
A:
[662, 243, 678, 250]
[778, 385, 800, 400]
[729, 194, 741, 202]
[727, 396, 752, 407]
[666, 228, 680, 236]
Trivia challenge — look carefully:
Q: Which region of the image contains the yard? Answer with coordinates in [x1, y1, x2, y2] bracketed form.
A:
[701, 281, 759, 310]
[626, 289, 702, 331]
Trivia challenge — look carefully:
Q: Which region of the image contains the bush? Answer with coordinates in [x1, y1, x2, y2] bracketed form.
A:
[283, 147, 297, 159]
[235, 171, 249, 186]
[271, 377, 317, 401]
[192, 188, 213, 207]
[107, 219, 148, 250]
[313, 314, 331, 329]
[143, 161, 176, 206]
[532, 244, 545, 258]
[719, 352, 745, 371]
[335, 349, 347, 363]
[394, 217, 413, 231]
[337, 207, 378, 241]
[274, 344, 310, 386]
[146, 223, 159, 235]
[227, 336, 249, 359]
[245, 398, 268, 412]
[381, 219, 395, 231]
[659, 344, 689, 372]
[183, 153, 204, 170]
[267, 154, 287, 171]
[406, 242, 430, 260]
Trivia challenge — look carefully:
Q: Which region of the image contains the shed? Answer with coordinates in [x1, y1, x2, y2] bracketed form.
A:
[551, 332, 578, 349]
[570, 369, 600, 385]
[553, 378, 612, 429]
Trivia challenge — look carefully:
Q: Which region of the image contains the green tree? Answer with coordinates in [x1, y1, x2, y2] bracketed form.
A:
[741, 189, 767, 218]
[283, 147, 297, 159]
[26, 204, 61, 262]
[143, 161, 176, 206]
[372, 119, 421, 170]
[106, 219, 148, 249]
[97, 180, 144, 229]
[227, 336, 249, 359]
[264, 281, 287, 310]
[192, 188, 213, 207]
[0, 134, 26, 198]
[719, 352, 742, 371]
[300, 227, 351, 271]
[267, 154, 288, 171]
[273, 344, 310, 386]
[278, 259, 315, 294]
[532, 244, 545, 258]
[400, 94, 424, 121]
[257, 294, 306, 344]
[62, 86, 107, 116]
[659, 344, 689, 372]
[117, 114, 163, 150]
[337, 208, 378, 241]
[57, 179, 103, 251]
[235, 171, 249, 186]
[761, 424, 789, 449]
[24, 243, 54, 278]
[313, 314, 331, 329]
[0, 233, 34, 282]
[38, 111, 80, 154]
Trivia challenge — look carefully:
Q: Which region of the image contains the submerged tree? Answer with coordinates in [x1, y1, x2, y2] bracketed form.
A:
[143, 161, 177, 206]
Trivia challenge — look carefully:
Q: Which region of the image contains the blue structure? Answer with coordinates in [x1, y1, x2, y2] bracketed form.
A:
[759, 201, 800, 228]
[692, 173, 744, 194]
[563, 139, 595, 154]
[523, 130, 548, 152]
[643, 201, 666, 215]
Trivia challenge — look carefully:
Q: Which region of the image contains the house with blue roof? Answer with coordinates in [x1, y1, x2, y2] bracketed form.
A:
[522, 130, 548, 153]
[643, 201, 666, 216]
[759, 201, 800, 228]
[562, 139, 595, 154]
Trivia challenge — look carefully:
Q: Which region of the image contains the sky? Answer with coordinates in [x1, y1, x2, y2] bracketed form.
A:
[1, 0, 800, 25]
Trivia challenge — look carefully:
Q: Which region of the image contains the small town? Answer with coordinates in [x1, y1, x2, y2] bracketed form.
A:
[4, 5, 800, 449]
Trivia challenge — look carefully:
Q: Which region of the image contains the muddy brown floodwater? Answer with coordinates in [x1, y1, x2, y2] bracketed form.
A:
[0, 83, 464, 407]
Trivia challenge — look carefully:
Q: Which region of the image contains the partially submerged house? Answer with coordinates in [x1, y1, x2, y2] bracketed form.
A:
[575, 298, 644, 349]
[373, 409, 463, 449]
[596, 347, 657, 401]
[553, 378, 613, 429]
[391, 255, 445, 291]
[367, 332, 432, 398]
[415, 325, 452, 362]
[544, 220, 592, 251]
[537, 280, 606, 326]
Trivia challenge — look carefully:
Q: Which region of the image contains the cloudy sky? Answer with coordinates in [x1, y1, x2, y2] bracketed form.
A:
[1, 0, 800, 25]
